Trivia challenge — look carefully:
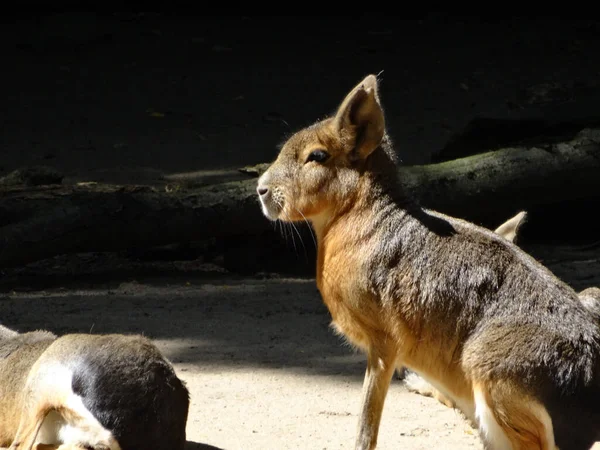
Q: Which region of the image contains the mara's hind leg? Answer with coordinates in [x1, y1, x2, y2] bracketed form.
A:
[473, 381, 557, 450]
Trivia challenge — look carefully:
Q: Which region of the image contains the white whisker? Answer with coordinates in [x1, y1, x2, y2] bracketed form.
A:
[286, 220, 298, 253]
[288, 217, 308, 258]
[273, 198, 289, 245]
[293, 207, 317, 248]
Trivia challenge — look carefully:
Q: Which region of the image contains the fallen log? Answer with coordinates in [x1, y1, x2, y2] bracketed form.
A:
[0, 179, 264, 269]
[0, 128, 599, 269]
[431, 117, 600, 162]
[400, 128, 600, 222]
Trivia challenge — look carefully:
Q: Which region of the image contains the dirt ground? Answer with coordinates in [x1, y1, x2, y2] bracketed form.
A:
[1, 243, 599, 450]
[2, 14, 600, 449]
[3, 277, 483, 450]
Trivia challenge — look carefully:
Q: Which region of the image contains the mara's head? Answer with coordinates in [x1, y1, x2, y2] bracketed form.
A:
[257, 74, 397, 225]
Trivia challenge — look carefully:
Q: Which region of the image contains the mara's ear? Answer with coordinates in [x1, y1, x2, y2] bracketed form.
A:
[494, 211, 528, 243]
[332, 74, 385, 160]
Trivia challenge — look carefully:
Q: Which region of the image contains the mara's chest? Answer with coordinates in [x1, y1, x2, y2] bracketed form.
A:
[316, 246, 383, 351]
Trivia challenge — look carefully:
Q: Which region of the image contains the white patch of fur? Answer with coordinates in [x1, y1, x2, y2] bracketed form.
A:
[258, 193, 277, 221]
[33, 364, 120, 449]
[257, 171, 279, 220]
[453, 396, 477, 428]
[404, 372, 476, 425]
[404, 371, 438, 397]
[474, 388, 512, 450]
[0, 324, 19, 339]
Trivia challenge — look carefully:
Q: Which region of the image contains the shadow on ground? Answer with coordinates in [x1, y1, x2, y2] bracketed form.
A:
[0, 276, 366, 378]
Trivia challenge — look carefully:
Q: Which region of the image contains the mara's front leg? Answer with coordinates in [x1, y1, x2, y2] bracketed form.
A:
[355, 345, 397, 450]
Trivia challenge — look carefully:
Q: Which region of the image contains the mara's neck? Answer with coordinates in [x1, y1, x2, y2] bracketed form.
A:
[310, 173, 412, 244]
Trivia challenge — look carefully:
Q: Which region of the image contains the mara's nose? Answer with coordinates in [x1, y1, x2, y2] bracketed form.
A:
[257, 186, 268, 196]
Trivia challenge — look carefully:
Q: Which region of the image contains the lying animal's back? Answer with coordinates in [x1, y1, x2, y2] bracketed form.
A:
[1, 332, 188, 450]
[50, 333, 190, 450]
[0, 329, 57, 396]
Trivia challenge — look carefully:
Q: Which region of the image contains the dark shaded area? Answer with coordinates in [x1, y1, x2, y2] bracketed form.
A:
[0, 278, 366, 378]
[2, 14, 600, 176]
[433, 117, 600, 162]
[519, 197, 600, 245]
[430, 116, 600, 244]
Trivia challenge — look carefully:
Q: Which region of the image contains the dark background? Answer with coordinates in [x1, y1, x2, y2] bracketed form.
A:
[1, 14, 599, 275]
[3, 15, 599, 174]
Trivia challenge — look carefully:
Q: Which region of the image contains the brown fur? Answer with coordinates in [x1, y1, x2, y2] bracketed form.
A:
[257, 75, 600, 450]
[0, 325, 189, 450]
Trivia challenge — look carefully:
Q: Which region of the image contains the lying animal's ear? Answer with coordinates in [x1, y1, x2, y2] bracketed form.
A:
[331, 74, 385, 161]
[494, 211, 528, 243]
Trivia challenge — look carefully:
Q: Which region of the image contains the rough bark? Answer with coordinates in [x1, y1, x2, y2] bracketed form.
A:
[1, 128, 599, 268]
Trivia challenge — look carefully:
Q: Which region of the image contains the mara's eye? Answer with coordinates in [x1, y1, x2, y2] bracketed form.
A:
[305, 149, 330, 164]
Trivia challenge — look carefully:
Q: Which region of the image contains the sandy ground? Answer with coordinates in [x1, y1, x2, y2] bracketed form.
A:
[0, 276, 483, 450]
[2, 13, 600, 449]
[2, 244, 600, 449]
